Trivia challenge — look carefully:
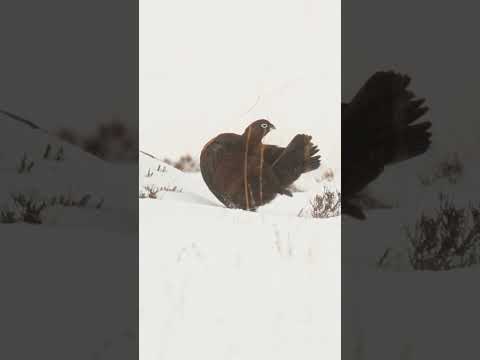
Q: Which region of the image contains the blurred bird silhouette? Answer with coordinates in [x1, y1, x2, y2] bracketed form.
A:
[342, 71, 431, 219]
[200, 119, 320, 210]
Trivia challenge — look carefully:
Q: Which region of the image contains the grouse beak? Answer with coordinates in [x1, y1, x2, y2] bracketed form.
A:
[270, 124, 276, 130]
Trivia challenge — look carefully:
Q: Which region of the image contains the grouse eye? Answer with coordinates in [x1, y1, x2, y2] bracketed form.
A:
[260, 123, 268, 129]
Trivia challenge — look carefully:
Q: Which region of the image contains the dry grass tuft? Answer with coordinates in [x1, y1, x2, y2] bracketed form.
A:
[299, 187, 341, 218]
[163, 154, 199, 172]
[140, 185, 182, 199]
[57, 117, 138, 163]
[405, 193, 480, 270]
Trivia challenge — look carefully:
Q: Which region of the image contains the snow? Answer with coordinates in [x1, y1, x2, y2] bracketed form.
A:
[0, 224, 137, 360]
[0, 116, 137, 359]
[7, 103, 479, 359]
[1, 106, 341, 360]
[139, 152, 341, 360]
[343, 150, 480, 359]
[0, 116, 137, 230]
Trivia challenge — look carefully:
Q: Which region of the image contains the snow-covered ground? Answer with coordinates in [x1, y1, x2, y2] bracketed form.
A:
[0, 116, 137, 359]
[140, 144, 480, 360]
[343, 150, 480, 360]
[0, 116, 137, 232]
[5, 108, 478, 359]
[139, 152, 341, 360]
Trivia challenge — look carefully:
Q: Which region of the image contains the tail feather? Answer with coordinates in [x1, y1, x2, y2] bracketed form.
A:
[272, 134, 321, 187]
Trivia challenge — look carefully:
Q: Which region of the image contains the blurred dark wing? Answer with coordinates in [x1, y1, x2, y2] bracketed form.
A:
[342, 71, 431, 218]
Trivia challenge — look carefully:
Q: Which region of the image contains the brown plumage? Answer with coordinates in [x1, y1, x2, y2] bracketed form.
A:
[200, 119, 320, 210]
[342, 71, 432, 219]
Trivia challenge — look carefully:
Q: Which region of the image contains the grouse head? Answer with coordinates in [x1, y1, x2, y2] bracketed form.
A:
[243, 119, 276, 144]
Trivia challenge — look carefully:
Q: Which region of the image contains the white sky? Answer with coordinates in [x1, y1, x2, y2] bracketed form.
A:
[140, 0, 340, 171]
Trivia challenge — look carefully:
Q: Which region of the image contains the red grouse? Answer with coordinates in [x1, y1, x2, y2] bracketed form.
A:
[200, 120, 320, 210]
[342, 71, 431, 219]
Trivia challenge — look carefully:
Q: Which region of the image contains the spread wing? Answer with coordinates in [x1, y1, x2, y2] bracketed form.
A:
[263, 136, 320, 188]
[342, 71, 431, 219]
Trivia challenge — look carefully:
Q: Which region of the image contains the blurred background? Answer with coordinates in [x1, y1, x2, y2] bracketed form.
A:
[0, 0, 138, 162]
